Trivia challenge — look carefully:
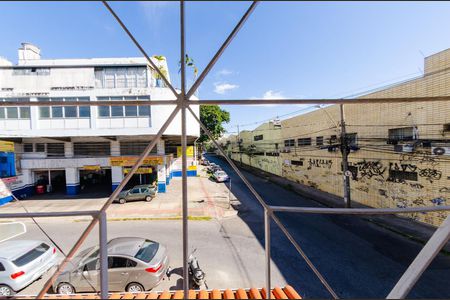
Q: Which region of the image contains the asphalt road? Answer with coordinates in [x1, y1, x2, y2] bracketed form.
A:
[15, 217, 286, 296]
[206, 154, 450, 298]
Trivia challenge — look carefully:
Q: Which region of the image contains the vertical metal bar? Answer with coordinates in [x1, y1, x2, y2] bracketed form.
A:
[99, 211, 108, 299]
[265, 209, 271, 299]
[180, 0, 189, 297]
[340, 104, 351, 208]
[387, 214, 450, 299]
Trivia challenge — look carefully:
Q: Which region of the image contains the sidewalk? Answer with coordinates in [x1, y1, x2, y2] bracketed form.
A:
[0, 166, 239, 222]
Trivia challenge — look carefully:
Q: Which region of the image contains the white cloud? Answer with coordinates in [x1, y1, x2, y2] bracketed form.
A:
[139, 2, 176, 28]
[216, 69, 233, 76]
[214, 82, 239, 94]
[261, 90, 286, 99]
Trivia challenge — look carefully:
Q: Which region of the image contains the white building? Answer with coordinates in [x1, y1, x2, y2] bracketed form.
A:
[0, 43, 199, 203]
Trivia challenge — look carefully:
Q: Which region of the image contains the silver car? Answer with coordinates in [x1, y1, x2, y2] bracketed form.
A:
[0, 240, 57, 296]
[53, 237, 169, 294]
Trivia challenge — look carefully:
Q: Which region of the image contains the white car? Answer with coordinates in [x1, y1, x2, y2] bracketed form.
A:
[213, 170, 229, 182]
[0, 240, 57, 296]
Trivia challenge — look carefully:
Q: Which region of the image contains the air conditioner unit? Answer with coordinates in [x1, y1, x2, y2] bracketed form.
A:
[394, 144, 415, 153]
[432, 146, 450, 156]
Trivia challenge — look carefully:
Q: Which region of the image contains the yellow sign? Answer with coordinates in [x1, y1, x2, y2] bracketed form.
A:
[123, 167, 153, 174]
[0, 141, 14, 152]
[188, 165, 197, 171]
[83, 165, 101, 171]
[177, 146, 194, 157]
[110, 156, 163, 167]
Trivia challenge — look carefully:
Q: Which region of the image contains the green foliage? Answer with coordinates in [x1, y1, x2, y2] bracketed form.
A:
[179, 54, 198, 78]
[152, 55, 168, 80]
[199, 105, 230, 143]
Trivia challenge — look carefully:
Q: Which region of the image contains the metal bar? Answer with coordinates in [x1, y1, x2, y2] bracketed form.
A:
[186, 1, 259, 99]
[271, 213, 340, 299]
[187, 106, 268, 211]
[102, 1, 179, 97]
[2, 96, 450, 107]
[0, 210, 100, 218]
[180, 1, 189, 296]
[37, 105, 180, 298]
[0, 100, 178, 107]
[387, 214, 450, 299]
[185, 96, 450, 105]
[268, 205, 450, 215]
[265, 209, 272, 299]
[99, 211, 108, 299]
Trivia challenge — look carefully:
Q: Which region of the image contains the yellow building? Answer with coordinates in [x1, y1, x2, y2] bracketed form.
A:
[224, 48, 450, 227]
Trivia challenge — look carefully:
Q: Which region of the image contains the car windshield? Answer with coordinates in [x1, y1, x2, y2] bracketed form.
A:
[13, 243, 49, 267]
[134, 240, 159, 263]
[75, 246, 99, 267]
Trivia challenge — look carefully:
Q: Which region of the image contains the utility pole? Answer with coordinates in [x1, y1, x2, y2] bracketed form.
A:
[340, 104, 351, 208]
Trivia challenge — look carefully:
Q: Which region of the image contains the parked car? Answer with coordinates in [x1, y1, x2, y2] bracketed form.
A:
[0, 240, 57, 296]
[53, 237, 170, 294]
[212, 170, 229, 182]
[114, 184, 157, 204]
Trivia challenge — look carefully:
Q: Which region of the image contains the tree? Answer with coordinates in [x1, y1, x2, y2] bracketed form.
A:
[199, 105, 230, 143]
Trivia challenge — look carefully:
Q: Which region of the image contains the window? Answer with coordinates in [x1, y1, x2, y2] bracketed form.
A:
[6, 107, 18, 119]
[120, 142, 157, 155]
[254, 135, 263, 141]
[84, 259, 99, 271]
[108, 256, 137, 269]
[74, 142, 110, 157]
[316, 136, 324, 146]
[297, 138, 311, 146]
[13, 68, 50, 76]
[95, 67, 148, 89]
[135, 240, 160, 263]
[291, 160, 303, 166]
[345, 133, 358, 147]
[284, 139, 295, 147]
[388, 127, 417, 142]
[52, 107, 63, 118]
[47, 143, 65, 157]
[130, 188, 141, 194]
[329, 135, 337, 144]
[443, 123, 450, 132]
[97, 96, 151, 118]
[13, 243, 50, 267]
[0, 98, 31, 119]
[24, 143, 33, 152]
[0, 262, 5, 272]
[35, 143, 45, 152]
[37, 97, 90, 118]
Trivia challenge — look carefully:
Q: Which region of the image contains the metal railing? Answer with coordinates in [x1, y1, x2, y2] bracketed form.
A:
[0, 1, 449, 299]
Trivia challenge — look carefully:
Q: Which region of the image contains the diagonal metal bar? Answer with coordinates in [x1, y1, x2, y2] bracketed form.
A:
[185, 1, 259, 99]
[271, 213, 340, 299]
[387, 214, 450, 299]
[102, 1, 179, 97]
[37, 105, 181, 298]
[179, 0, 189, 297]
[187, 106, 338, 298]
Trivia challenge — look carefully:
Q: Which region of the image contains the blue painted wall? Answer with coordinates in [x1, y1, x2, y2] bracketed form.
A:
[66, 184, 80, 195]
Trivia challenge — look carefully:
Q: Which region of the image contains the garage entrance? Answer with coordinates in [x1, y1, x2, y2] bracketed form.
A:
[79, 168, 112, 195]
[123, 166, 157, 190]
[34, 170, 66, 194]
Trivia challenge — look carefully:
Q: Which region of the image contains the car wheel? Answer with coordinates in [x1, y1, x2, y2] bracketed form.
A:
[145, 196, 152, 202]
[119, 198, 126, 204]
[0, 285, 14, 296]
[126, 282, 144, 293]
[57, 282, 75, 295]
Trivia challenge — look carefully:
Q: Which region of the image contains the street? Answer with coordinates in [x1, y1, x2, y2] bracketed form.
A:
[6, 155, 450, 298]
[206, 154, 450, 298]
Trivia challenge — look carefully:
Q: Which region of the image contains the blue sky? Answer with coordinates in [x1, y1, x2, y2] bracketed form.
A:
[1, 1, 450, 133]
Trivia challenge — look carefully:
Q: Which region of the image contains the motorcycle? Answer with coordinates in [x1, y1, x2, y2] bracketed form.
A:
[188, 248, 207, 289]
